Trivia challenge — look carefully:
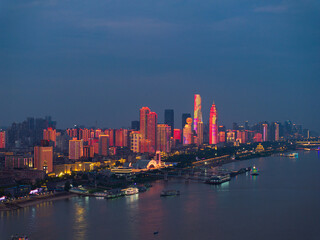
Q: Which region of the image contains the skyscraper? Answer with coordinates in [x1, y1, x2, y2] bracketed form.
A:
[209, 100, 218, 145]
[147, 112, 157, 153]
[157, 124, 171, 153]
[69, 138, 83, 160]
[275, 123, 280, 141]
[99, 134, 109, 156]
[194, 94, 203, 133]
[0, 131, 5, 149]
[197, 121, 204, 145]
[43, 128, 56, 146]
[262, 123, 268, 142]
[130, 131, 141, 153]
[183, 118, 193, 145]
[34, 145, 53, 173]
[182, 113, 191, 130]
[164, 109, 174, 136]
[140, 107, 150, 139]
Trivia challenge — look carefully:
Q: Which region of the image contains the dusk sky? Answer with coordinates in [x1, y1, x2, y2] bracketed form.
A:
[1, 0, 319, 131]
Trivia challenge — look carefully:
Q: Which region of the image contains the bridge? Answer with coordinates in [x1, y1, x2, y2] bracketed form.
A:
[296, 140, 320, 146]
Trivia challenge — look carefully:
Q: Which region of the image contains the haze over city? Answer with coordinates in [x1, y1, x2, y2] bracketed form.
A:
[1, 0, 319, 132]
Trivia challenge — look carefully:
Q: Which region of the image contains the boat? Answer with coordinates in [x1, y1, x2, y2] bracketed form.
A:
[69, 187, 89, 195]
[121, 187, 139, 196]
[205, 174, 231, 185]
[92, 191, 109, 197]
[250, 166, 259, 175]
[160, 190, 180, 197]
[105, 192, 124, 199]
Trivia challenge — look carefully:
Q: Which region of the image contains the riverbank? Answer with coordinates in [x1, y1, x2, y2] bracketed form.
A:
[0, 192, 76, 211]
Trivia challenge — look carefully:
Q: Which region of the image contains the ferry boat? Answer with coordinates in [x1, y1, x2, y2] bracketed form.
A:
[160, 190, 180, 197]
[250, 166, 259, 176]
[105, 192, 124, 199]
[288, 153, 299, 158]
[205, 174, 231, 185]
[122, 187, 139, 196]
[69, 187, 89, 195]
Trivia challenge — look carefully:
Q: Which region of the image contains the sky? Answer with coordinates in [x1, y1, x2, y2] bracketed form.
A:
[1, 0, 320, 132]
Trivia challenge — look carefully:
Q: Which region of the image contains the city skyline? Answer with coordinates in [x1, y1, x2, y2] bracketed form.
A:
[1, 0, 319, 132]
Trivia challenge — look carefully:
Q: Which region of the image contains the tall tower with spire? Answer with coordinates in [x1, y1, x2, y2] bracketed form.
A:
[209, 100, 218, 145]
[194, 94, 203, 133]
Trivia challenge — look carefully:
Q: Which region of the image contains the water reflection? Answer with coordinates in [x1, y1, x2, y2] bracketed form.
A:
[73, 201, 88, 240]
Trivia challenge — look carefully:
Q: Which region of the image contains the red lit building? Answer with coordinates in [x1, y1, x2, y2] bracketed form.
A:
[83, 145, 94, 158]
[147, 112, 157, 153]
[43, 128, 56, 146]
[140, 107, 150, 139]
[209, 100, 218, 145]
[69, 138, 83, 160]
[254, 133, 263, 142]
[0, 131, 5, 149]
[173, 129, 181, 143]
[34, 145, 53, 173]
[99, 134, 109, 156]
[218, 131, 226, 143]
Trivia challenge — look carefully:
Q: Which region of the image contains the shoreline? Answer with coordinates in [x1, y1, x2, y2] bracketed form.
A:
[0, 192, 76, 212]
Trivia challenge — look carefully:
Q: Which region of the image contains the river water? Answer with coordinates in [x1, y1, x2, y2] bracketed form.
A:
[1, 151, 320, 240]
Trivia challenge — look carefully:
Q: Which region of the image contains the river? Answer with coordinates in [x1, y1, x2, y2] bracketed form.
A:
[1, 151, 320, 240]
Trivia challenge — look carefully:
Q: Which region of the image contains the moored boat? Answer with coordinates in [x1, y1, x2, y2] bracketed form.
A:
[205, 174, 231, 185]
[250, 166, 259, 175]
[121, 187, 139, 196]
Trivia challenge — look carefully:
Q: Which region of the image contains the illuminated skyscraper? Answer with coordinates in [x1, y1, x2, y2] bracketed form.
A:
[197, 121, 204, 145]
[0, 131, 5, 149]
[43, 127, 56, 146]
[209, 100, 218, 145]
[194, 94, 203, 133]
[99, 134, 109, 156]
[164, 109, 174, 136]
[262, 124, 268, 142]
[275, 123, 279, 141]
[140, 107, 151, 139]
[147, 112, 157, 153]
[157, 124, 171, 153]
[183, 118, 193, 145]
[34, 145, 53, 173]
[69, 138, 83, 160]
[173, 129, 181, 144]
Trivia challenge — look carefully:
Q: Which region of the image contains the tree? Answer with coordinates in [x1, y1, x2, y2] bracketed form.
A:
[64, 181, 71, 191]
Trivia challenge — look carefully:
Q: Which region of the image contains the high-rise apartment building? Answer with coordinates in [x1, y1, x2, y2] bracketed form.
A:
[43, 127, 56, 146]
[99, 134, 109, 156]
[140, 107, 151, 139]
[34, 145, 53, 173]
[275, 123, 279, 141]
[130, 131, 141, 153]
[147, 112, 157, 153]
[69, 138, 83, 160]
[0, 131, 5, 149]
[209, 100, 218, 145]
[157, 124, 171, 153]
[164, 109, 174, 136]
[194, 94, 203, 133]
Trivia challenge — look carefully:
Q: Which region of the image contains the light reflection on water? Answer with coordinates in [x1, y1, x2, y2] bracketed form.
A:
[2, 151, 320, 240]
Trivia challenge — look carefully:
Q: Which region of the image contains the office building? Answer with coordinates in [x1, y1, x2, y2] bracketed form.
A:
[99, 134, 109, 156]
[194, 94, 203, 133]
[157, 124, 171, 153]
[164, 109, 174, 136]
[182, 113, 191, 130]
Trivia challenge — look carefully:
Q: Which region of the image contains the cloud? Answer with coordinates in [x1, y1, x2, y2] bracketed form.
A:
[254, 5, 288, 13]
